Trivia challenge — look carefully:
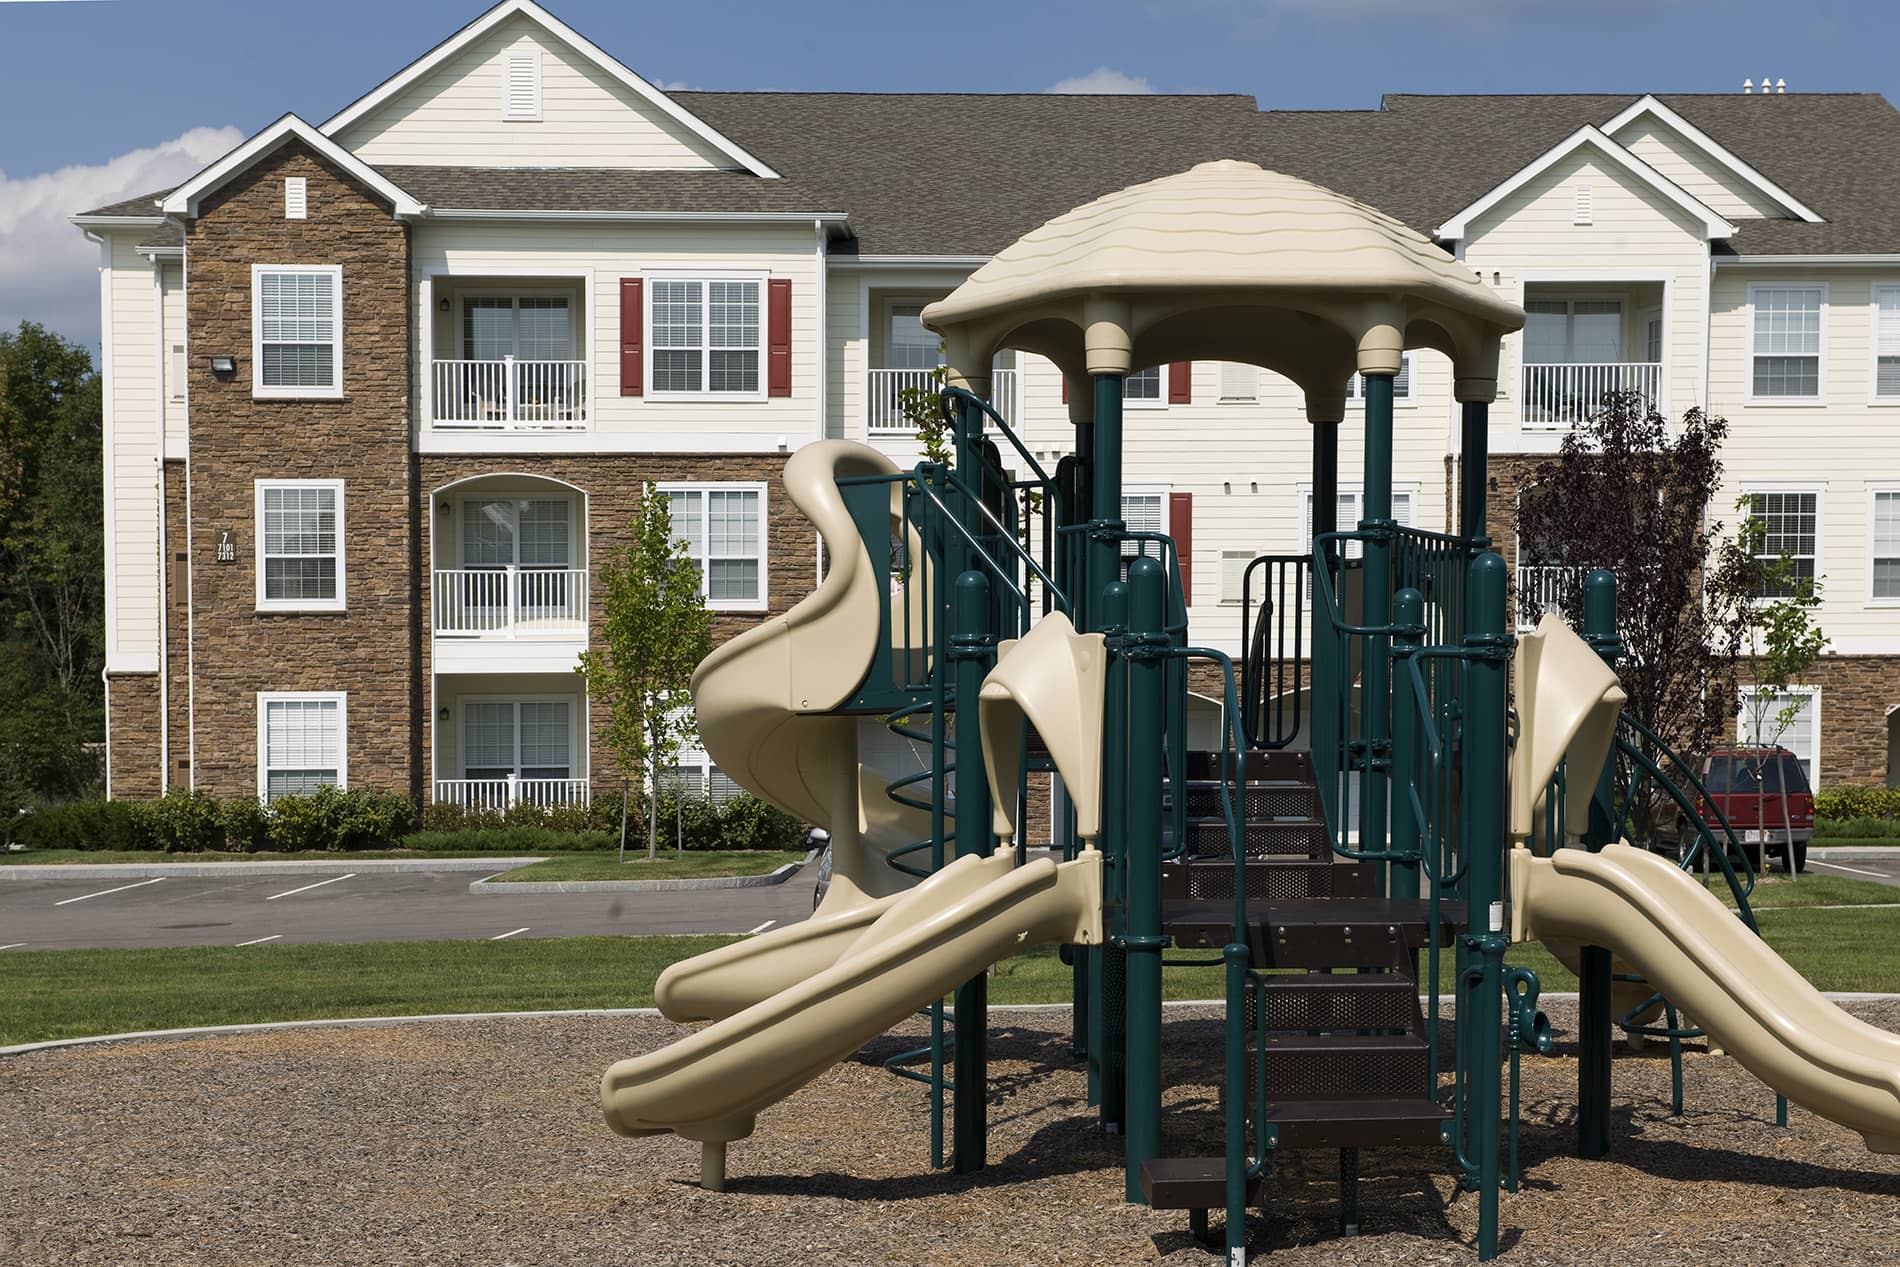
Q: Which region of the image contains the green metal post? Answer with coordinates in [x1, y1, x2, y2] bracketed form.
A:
[1310, 418, 1341, 825]
[1124, 554, 1166, 1199]
[1070, 417, 1094, 1064]
[1090, 374, 1125, 620]
[1361, 375, 1396, 869]
[1461, 551, 1511, 1260]
[950, 567, 994, 1173]
[1096, 577, 1129, 1133]
[1460, 400, 1491, 546]
[1578, 568, 1620, 1159]
[1088, 373, 1125, 1127]
[1389, 588, 1425, 902]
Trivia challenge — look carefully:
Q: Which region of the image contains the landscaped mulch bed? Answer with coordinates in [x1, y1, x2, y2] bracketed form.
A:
[4, 1000, 1898, 1265]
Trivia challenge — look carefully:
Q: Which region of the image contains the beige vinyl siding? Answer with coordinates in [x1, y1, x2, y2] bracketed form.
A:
[1616, 117, 1787, 221]
[161, 260, 188, 453]
[106, 233, 161, 665]
[1463, 147, 1711, 437]
[1709, 268, 1900, 647]
[338, 15, 731, 170]
[826, 274, 861, 441]
[412, 220, 818, 445]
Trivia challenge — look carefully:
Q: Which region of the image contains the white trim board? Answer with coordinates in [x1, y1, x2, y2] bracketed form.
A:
[1602, 95, 1822, 224]
[318, 0, 781, 180]
[162, 115, 424, 219]
[1435, 125, 1736, 242]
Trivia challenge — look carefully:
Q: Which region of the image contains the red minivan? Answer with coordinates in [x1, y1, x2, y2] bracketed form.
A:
[1653, 745, 1814, 874]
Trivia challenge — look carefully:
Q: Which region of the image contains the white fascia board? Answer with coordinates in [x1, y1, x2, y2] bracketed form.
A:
[828, 255, 993, 269]
[70, 214, 165, 228]
[1602, 95, 1823, 224]
[424, 207, 847, 226]
[1435, 125, 1736, 242]
[1713, 254, 1900, 268]
[318, 0, 781, 180]
[161, 115, 425, 219]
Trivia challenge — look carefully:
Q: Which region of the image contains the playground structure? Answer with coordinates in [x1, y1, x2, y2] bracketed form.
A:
[599, 161, 1900, 1260]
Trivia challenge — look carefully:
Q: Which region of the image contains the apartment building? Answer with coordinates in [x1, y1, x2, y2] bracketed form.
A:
[75, 0, 1899, 808]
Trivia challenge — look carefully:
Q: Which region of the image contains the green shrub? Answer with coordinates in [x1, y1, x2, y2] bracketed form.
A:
[148, 788, 227, 854]
[1814, 815, 1900, 841]
[17, 799, 154, 852]
[398, 826, 614, 853]
[1814, 785, 1900, 824]
[718, 794, 804, 852]
[221, 797, 273, 853]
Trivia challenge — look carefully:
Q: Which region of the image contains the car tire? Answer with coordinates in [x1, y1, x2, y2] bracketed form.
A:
[1794, 843, 1808, 874]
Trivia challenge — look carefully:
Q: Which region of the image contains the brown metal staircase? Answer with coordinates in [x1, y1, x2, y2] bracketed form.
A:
[1142, 749, 1461, 1240]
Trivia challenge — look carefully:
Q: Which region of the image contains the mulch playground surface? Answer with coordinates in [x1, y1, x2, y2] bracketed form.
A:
[4, 1000, 1898, 1266]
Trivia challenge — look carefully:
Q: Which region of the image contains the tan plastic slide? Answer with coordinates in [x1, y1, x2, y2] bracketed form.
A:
[1511, 843, 1900, 1153]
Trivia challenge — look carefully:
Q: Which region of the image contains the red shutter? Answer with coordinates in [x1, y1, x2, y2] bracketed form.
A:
[619, 278, 643, 396]
[1168, 361, 1192, 404]
[767, 278, 792, 397]
[1169, 492, 1193, 605]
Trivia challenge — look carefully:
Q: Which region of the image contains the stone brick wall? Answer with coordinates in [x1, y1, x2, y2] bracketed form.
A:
[182, 140, 417, 801]
[105, 675, 162, 799]
[1749, 656, 1899, 789]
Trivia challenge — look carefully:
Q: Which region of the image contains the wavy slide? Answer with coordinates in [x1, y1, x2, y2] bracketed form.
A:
[1511, 842, 1900, 1153]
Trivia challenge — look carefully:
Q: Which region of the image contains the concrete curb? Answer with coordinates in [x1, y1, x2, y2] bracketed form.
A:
[10, 992, 1900, 1059]
[0, 856, 548, 880]
[1807, 847, 1900, 861]
[469, 850, 817, 894]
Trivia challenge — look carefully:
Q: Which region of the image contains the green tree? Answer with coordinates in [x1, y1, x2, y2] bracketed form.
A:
[0, 323, 105, 803]
[576, 484, 713, 861]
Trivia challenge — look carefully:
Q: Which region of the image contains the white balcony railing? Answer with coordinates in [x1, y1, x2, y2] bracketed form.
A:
[431, 358, 589, 429]
[1515, 564, 1589, 631]
[434, 776, 590, 811]
[432, 567, 588, 637]
[867, 367, 1018, 433]
[1520, 362, 1661, 430]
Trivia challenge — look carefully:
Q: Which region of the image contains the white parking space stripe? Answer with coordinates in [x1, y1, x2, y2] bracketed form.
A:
[746, 920, 777, 935]
[1809, 861, 1890, 879]
[265, 873, 356, 901]
[0, 943, 25, 951]
[53, 877, 165, 907]
[491, 927, 530, 941]
[236, 934, 283, 947]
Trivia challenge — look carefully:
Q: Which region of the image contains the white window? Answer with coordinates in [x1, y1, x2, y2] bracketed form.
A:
[1344, 352, 1414, 401]
[1870, 489, 1900, 604]
[1525, 299, 1623, 365]
[1220, 549, 1263, 605]
[1219, 361, 1258, 403]
[255, 480, 344, 611]
[1125, 366, 1165, 407]
[1743, 490, 1819, 598]
[1302, 487, 1416, 560]
[169, 342, 186, 404]
[461, 698, 574, 782]
[258, 692, 345, 802]
[665, 709, 742, 803]
[648, 276, 764, 397]
[887, 304, 944, 371]
[1737, 686, 1820, 788]
[252, 265, 341, 398]
[1749, 284, 1825, 401]
[1872, 286, 1900, 400]
[502, 50, 541, 121]
[1121, 487, 1168, 560]
[664, 483, 767, 610]
[463, 295, 574, 361]
[284, 177, 307, 220]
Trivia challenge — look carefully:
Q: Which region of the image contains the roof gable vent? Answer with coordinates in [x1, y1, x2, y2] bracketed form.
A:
[284, 176, 307, 219]
[1573, 184, 1593, 226]
[503, 50, 542, 121]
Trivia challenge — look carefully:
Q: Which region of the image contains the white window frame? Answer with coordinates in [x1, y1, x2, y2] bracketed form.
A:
[1124, 366, 1167, 410]
[457, 693, 581, 781]
[254, 478, 346, 613]
[1746, 282, 1827, 406]
[256, 691, 347, 802]
[458, 289, 581, 362]
[501, 49, 542, 122]
[660, 480, 769, 612]
[1868, 485, 1900, 607]
[1218, 361, 1258, 404]
[1741, 485, 1823, 603]
[1300, 484, 1419, 556]
[644, 271, 768, 402]
[1736, 684, 1821, 789]
[1343, 352, 1415, 404]
[251, 264, 343, 400]
[1869, 284, 1900, 405]
[1120, 485, 1170, 559]
[664, 706, 742, 804]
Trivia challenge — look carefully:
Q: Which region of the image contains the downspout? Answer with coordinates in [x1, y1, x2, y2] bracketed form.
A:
[152, 259, 169, 791]
[171, 215, 197, 790]
[813, 218, 828, 446]
[87, 230, 114, 798]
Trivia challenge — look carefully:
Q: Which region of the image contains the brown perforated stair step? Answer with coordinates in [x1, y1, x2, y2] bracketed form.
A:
[1262, 1032, 1430, 1099]
[1163, 859, 1377, 903]
[1251, 971, 1419, 1032]
[1138, 1155, 1262, 1211]
[1176, 817, 1330, 859]
[1262, 1096, 1451, 1150]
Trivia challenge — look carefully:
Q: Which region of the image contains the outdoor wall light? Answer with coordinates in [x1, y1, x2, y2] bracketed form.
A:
[438, 707, 451, 722]
[438, 297, 451, 312]
[209, 355, 237, 375]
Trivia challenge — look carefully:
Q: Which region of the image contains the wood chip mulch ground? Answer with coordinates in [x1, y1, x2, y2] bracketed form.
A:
[4, 999, 1899, 1266]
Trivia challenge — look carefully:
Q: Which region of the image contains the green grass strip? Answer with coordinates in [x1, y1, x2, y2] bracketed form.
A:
[485, 850, 806, 883]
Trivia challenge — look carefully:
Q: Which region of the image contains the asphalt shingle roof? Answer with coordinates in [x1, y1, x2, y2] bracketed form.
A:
[376, 164, 838, 215]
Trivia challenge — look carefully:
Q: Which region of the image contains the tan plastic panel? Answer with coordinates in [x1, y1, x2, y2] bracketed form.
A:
[1511, 844, 1900, 1152]
[602, 851, 1102, 1145]
[1510, 612, 1627, 843]
[977, 612, 1108, 845]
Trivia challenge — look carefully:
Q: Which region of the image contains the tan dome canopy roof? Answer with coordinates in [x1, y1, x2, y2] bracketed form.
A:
[922, 160, 1524, 417]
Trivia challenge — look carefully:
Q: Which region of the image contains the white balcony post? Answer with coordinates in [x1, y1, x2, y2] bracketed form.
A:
[506, 772, 519, 806]
[504, 354, 517, 427]
[506, 564, 520, 636]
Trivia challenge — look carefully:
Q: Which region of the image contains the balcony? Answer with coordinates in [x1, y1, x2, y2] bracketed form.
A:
[434, 776, 590, 811]
[430, 358, 590, 430]
[1515, 563, 1588, 631]
[433, 567, 588, 637]
[1520, 362, 1661, 430]
[867, 367, 1018, 435]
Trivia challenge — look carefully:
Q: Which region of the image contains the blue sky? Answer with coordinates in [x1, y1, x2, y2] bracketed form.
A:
[5, 0, 1898, 348]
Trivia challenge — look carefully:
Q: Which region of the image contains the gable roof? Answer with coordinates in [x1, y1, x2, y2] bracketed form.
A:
[1433, 123, 1736, 241]
[1602, 94, 1821, 223]
[377, 165, 838, 218]
[319, 0, 780, 180]
[159, 114, 424, 218]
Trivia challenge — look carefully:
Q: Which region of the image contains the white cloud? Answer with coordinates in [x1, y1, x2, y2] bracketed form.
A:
[1045, 67, 1156, 95]
[0, 125, 242, 350]
[655, 79, 695, 92]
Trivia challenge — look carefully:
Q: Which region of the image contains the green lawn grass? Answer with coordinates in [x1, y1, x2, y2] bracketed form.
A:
[1704, 873, 1900, 910]
[483, 850, 807, 883]
[0, 848, 555, 866]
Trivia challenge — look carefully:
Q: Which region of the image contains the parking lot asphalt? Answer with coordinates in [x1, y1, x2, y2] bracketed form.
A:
[0, 861, 821, 951]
